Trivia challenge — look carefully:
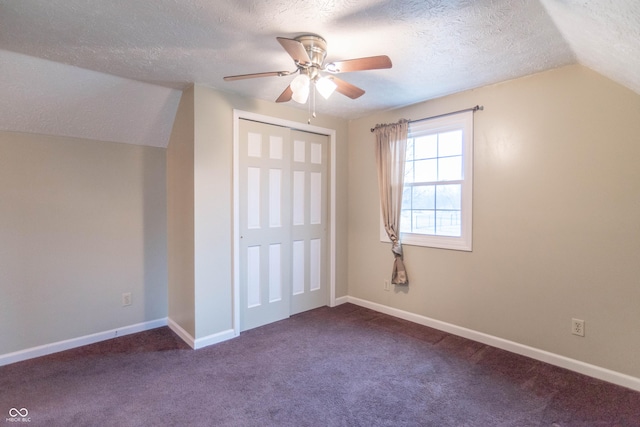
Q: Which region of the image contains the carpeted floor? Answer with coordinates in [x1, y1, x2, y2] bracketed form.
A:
[1, 303, 639, 426]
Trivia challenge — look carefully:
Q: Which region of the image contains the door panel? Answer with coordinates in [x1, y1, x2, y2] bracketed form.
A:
[290, 130, 328, 315]
[239, 120, 292, 331]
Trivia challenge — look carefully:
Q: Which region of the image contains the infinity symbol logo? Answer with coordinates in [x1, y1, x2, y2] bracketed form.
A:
[8, 408, 28, 417]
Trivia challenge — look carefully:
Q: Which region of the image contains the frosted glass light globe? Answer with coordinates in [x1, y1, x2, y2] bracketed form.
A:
[316, 77, 337, 99]
[290, 74, 310, 103]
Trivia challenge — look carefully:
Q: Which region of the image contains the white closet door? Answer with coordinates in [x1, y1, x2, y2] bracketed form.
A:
[239, 120, 329, 331]
[239, 119, 292, 331]
[290, 130, 329, 315]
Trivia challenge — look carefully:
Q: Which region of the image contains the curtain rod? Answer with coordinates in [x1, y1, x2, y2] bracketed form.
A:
[370, 105, 483, 132]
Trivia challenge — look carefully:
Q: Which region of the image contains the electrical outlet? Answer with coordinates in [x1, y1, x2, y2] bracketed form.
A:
[122, 292, 132, 307]
[384, 280, 390, 291]
[571, 318, 585, 337]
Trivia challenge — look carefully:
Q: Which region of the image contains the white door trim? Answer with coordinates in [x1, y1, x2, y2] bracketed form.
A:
[232, 110, 337, 337]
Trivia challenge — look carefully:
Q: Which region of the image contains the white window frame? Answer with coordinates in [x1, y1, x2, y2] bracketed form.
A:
[380, 110, 473, 251]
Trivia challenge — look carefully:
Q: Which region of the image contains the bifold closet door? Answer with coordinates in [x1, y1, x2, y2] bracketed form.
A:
[289, 130, 328, 315]
[239, 119, 292, 331]
[239, 120, 329, 332]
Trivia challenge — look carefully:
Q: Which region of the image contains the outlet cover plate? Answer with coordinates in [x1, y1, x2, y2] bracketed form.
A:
[571, 318, 585, 337]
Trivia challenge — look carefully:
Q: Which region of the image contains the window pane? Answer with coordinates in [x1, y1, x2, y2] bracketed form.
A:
[435, 184, 461, 210]
[414, 135, 437, 159]
[404, 161, 415, 184]
[401, 186, 412, 210]
[435, 210, 461, 236]
[406, 138, 414, 161]
[438, 156, 462, 181]
[414, 159, 437, 183]
[438, 130, 462, 157]
[400, 210, 412, 233]
[412, 185, 435, 210]
[412, 210, 435, 234]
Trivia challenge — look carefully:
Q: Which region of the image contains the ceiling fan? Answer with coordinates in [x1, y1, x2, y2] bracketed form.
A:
[223, 34, 392, 105]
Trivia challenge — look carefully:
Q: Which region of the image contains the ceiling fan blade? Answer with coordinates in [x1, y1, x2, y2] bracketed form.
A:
[277, 37, 311, 65]
[325, 55, 392, 73]
[276, 85, 293, 103]
[332, 77, 365, 99]
[223, 71, 291, 81]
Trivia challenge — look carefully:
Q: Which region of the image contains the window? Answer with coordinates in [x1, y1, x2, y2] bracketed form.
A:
[382, 111, 473, 251]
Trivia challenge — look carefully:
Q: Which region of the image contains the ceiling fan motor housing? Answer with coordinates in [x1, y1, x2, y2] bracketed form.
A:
[295, 34, 327, 79]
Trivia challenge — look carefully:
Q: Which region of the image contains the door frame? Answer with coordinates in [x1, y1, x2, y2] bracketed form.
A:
[232, 109, 337, 337]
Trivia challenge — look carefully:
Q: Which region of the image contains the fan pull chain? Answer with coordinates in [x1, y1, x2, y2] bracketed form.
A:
[308, 89, 312, 124]
[307, 84, 317, 124]
[312, 86, 317, 119]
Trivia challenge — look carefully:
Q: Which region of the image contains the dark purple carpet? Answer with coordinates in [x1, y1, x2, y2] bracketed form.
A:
[1, 304, 639, 426]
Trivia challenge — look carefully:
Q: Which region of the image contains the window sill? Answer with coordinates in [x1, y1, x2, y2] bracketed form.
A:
[400, 233, 472, 252]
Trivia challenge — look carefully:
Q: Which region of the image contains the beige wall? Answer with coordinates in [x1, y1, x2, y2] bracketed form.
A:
[166, 85, 349, 340]
[167, 86, 196, 336]
[10, 62, 636, 381]
[0, 131, 167, 354]
[348, 64, 640, 378]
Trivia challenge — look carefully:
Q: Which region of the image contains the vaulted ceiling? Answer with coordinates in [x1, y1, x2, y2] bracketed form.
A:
[0, 0, 638, 147]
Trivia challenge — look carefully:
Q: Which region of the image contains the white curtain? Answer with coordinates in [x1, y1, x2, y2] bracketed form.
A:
[374, 119, 409, 285]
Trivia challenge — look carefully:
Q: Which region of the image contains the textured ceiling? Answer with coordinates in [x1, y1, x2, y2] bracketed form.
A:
[0, 0, 638, 147]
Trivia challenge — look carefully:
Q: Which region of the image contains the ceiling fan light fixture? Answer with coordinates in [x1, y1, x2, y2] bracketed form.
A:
[291, 85, 310, 104]
[290, 74, 310, 103]
[224, 34, 392, 111]
[316, 76, 337, 99]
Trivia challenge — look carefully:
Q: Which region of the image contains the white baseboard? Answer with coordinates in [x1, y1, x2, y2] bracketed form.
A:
[0, 318, 168, 367]
[167, 317, 236, 350]
[194, 329, 236, 349]
[333, 295, 349, 306]
[167, 318, 195, 348]
[346, 296, 640, 392]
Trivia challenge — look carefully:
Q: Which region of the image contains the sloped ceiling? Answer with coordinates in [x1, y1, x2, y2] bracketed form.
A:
[0, 0, 637, 148]
[540, 0, 640, 95]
